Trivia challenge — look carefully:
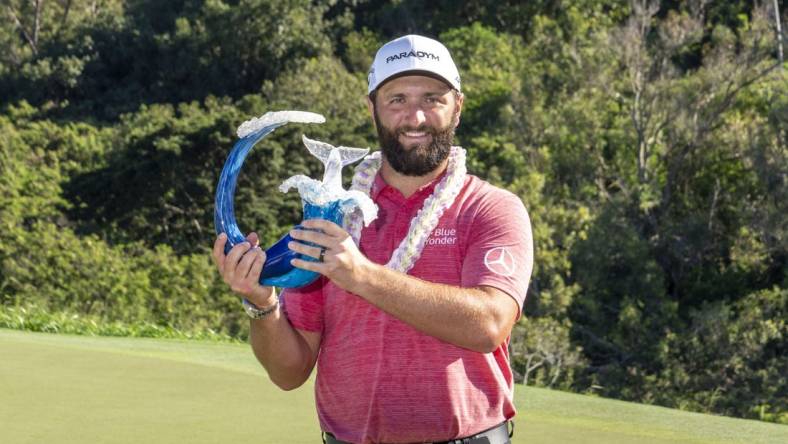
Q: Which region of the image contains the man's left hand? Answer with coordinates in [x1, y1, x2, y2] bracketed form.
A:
[288, 219, 372, 292]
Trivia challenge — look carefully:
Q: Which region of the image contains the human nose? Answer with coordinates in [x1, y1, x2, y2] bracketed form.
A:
[404, 104, 427, 128]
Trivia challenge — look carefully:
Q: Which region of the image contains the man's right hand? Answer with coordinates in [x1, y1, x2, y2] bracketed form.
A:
[212, 232, 276, 308]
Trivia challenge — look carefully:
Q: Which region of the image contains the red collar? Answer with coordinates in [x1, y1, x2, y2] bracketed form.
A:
[370, 169, 448, 203]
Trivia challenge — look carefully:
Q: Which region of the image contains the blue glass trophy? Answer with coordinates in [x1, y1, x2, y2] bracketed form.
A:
[214, 111, 376, 288]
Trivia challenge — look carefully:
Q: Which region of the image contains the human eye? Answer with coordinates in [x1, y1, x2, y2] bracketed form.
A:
[424, 95, 444, 106]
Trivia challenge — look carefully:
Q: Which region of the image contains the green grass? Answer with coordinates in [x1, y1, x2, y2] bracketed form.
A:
[1, 329, 785, 443]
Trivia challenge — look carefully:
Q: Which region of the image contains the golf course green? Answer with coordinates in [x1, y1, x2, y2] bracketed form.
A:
[1, 329, 785, 443]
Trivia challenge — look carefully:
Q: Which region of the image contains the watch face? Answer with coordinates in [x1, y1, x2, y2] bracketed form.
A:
[243, 298, 277, 319]
[244, 304, 257, 316]
[243, 299, 261, 318]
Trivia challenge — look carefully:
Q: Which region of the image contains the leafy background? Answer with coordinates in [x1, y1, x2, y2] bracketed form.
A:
[1, 0, 785, 424]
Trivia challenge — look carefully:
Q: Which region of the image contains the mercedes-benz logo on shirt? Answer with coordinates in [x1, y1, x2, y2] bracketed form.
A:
[484, 247, 516, 277]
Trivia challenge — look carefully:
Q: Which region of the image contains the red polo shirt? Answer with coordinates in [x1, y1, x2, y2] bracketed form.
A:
[282, 171, 533, 444]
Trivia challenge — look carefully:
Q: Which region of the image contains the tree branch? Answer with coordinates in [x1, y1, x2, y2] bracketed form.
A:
[56, 0, 72, 39]
[6, 5, 38, 55]
[773, 0, 784, 68]
[32, 0, 43, 52]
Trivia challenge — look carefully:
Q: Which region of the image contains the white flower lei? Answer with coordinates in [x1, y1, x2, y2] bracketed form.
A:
[346, 146, 467, 273]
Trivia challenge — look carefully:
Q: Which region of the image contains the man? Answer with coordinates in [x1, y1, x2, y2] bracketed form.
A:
[212, 35, 533, 444]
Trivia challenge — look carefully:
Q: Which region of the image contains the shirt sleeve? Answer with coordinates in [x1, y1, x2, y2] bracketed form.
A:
[461, 189, 533, 318]
[280, 276, 326, 333]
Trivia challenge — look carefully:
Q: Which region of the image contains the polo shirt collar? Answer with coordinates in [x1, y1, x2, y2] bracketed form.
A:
[370, 169, 448, 203]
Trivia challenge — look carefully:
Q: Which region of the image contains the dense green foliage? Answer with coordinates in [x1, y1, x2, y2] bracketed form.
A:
[1, 0, 785, 423]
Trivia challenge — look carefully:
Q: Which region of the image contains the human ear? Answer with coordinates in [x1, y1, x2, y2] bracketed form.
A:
[366, 95, 377, 129]
[453, 92, 464, 128]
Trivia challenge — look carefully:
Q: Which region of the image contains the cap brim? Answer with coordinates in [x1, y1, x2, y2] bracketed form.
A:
[371, 70, 458, 94]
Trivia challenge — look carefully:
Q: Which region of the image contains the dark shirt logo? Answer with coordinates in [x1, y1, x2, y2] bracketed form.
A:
[386, 50, 440, 63]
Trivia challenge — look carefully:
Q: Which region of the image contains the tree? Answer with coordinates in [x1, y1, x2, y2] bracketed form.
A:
[1, 0, 333, 119]
[654, 287, 787, 422]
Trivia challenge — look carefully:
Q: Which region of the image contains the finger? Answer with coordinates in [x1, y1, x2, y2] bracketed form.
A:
[212, 233, 228, 271]
[290, 228, 333, 246]
[301, 219, 346, 236]
[225, 242, 252, 282]
[246, 232, 260, 248]
[288, 241, 324, 260]
[237, 247, 260, 280]
[227, 242, 251, 265]
[246, 249, 266, 282]
[291, 257, 324, 273]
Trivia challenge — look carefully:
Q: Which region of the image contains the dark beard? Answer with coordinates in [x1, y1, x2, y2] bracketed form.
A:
[374, 109, 455, 177]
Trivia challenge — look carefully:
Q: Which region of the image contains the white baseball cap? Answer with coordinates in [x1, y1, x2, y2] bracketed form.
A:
[367, 35, 461, 94]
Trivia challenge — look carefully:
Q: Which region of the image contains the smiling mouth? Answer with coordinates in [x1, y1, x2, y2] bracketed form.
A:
[398, 127, 434, 143]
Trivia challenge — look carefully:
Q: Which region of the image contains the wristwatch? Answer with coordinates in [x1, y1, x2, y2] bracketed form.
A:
[242, 297, 279, 319]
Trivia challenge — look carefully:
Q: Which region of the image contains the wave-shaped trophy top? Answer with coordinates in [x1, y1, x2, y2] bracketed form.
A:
[237, 111, 325, 139]
[279, 136, 378, 226]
